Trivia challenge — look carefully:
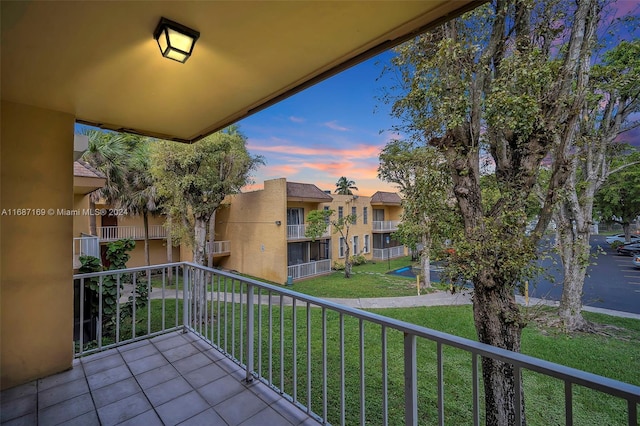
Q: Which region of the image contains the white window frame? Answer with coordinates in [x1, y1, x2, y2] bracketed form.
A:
[352, 235, 359, 255]
[364, 234, 370, 253]
[339, 237, 345, 258]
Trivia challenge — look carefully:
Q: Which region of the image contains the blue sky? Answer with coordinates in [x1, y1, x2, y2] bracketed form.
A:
[239, 50, 400, 196]
[239, 1, 639, 196]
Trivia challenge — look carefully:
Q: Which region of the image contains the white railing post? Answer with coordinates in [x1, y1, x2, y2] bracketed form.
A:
[246, 283, 255, 383]
[183, 266, 189, 333]
[404, 333, 418, 426]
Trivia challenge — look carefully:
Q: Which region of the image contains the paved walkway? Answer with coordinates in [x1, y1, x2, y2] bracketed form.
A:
[324, 291, 640, 320]
[140, 286, 640, 321]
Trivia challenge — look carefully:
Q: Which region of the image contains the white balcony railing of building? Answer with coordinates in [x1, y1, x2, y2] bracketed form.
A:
[72, 235, 100, 268]
[73, 262, 640, 425]
[373, 245, 406, 260]
[372, 220, 401, 232]
[207, 240, 231, 255]
[287, 224, 330, 240]
[98, 225, 166, 241]
[287, 259, 332, 280]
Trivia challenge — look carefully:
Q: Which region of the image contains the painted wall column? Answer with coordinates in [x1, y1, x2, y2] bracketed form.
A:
[1, 101, 75, 389]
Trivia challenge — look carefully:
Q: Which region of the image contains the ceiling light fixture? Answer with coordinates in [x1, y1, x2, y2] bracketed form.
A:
[153, 17, 200, 63]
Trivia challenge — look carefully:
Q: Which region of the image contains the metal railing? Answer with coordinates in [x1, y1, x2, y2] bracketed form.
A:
[73, 235, 100, 268]
[208, 240, 231, 255]
[73, 262, 640, 425]
[372, 220, 401, 232]
[287, 224, 330, 240]
[373, 245, 406, 260]
[98, 225, 166, 241]
[287, 259, 332, 280]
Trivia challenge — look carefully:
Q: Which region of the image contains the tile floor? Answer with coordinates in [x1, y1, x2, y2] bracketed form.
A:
[1, 332, 319, 425]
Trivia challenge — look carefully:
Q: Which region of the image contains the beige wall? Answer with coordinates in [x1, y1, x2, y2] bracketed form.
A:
[322, 194, 375, 261]
[1, 101, 75, 389]
[217, 178, 288, 283]
[73, 194, 92, 236]
[122, 240, 180, 268]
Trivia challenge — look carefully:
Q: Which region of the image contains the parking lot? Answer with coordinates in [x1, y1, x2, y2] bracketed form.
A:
[528, 235, 640, 315]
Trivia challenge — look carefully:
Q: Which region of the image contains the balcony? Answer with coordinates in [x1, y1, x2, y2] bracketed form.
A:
[72, 235, 100, 269]
[372, 220, 400, 232]
[287, 224, 330, 240]
[287, 259, 332, 281]
[98, 225, 167, 242]
[3, 263, 638, 425]
[208, 240, 231, 257]
[373, 245, 406, 260]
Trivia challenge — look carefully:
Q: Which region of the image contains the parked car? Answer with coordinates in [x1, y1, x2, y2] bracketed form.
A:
[633, 254, 640, 269]
[616, 242, 640, 256]
[606, 234, 640, 245]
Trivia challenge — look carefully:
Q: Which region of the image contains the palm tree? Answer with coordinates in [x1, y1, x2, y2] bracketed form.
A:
[335, 176, 358, 195]
[118, 139, 161, 266]
[81, 130, 130, 236]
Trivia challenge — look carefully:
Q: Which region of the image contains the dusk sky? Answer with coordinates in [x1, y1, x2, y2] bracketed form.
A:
[238, 50, 400, 196]
[238, 1, 639, 196]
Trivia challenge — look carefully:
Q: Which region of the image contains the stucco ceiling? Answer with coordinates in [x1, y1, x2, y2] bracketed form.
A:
[1, 1, 478, 143]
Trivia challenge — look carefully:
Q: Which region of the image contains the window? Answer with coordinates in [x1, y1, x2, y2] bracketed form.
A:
[287, 208, 304, 225]
[364, 234, 370, 253]
[373, 209, 385, 221]
[351, 206, 357, 224]
[363, 207, 368, 224]
[338, 206, 343, 219]
[353, 235, 359, 255]
[323, 206, 330, 224]
[339, 237, 345, 258]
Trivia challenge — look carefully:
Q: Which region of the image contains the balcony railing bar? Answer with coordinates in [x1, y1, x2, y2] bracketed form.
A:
[98, 225, 167, 241]
[322, 307, 328, 424]
[306, 302, 312, 414]
[292, 298, 298, 405]
[372, 220, 401, 232]
[359, 318, 366, 425]
[381, 325, 388, 426]
[437, 342, 444, 426]
[472, 353, 480, 426]
[73, 262, 640, 425]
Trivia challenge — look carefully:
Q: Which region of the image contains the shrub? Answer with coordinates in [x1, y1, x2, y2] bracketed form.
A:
[610, 240, 624, 250]
[350, 254, 367, 266]
[333, 261, 345, 271]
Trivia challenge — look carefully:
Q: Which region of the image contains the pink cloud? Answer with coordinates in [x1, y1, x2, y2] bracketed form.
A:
[248, 143, 383, 159]
[323, 121, 350, 131]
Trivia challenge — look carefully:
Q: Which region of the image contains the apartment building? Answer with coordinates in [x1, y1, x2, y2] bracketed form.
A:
[214, 178, 406, 283]
[72, 160, 179, 269]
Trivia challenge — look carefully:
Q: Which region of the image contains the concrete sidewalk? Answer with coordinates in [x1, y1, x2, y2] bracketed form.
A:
[141, 286, 640, 320]
[324, 291, 640, 320]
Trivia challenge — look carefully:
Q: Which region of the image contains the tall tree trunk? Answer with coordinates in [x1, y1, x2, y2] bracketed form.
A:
[344, 245, 351, 278]
[193, 216, 207, 266]
[420, 234, 431, 288]
[473, 280, 526, 426]
[207, 211, 216, 268]
[166, 215, 173, 284]
[143, 210, 150, 266]
[556, 210, 591, 331]
[192, 214, 209, 326]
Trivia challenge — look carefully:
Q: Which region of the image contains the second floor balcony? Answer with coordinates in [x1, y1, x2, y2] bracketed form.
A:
[99, 225, 167, 242]
[372, 220, 401, 232]
[287, 224, 330, 240]
[34, 263, 638, 425]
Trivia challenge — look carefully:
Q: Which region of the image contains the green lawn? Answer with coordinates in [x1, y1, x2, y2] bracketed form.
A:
[83, 297, 640, 425]
[291, 256, 450, 298]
